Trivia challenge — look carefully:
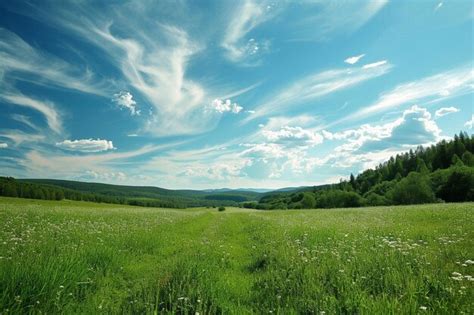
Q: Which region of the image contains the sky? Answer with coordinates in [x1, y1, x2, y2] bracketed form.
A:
[0, 0, 473, 190]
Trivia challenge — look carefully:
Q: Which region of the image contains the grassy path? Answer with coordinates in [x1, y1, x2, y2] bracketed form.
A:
[0, 197, 473, 313]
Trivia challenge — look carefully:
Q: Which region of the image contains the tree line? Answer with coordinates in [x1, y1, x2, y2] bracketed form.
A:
[250, 132, 474, 210]
[0, 177, 246, 208]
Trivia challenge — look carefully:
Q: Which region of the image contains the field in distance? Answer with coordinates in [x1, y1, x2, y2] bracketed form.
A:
[0, 197, 473, 314]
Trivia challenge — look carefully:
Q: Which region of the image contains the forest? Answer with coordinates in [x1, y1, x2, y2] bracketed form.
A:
[0, 178, 257, 208]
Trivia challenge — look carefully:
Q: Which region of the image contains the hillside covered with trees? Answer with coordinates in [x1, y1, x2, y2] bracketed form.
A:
[251, 132, 474, 209]
[0, 178, 262, 208]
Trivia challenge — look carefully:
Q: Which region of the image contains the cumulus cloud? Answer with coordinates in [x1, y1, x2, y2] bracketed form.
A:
[113, 91, 140, 115]
[262, 126, 323, 146]
[180, 163, 242, 181]
[0, 143, 8, 148]
[435, 106, 459, 118]
[465, 115, 474, 129]
[387, 105, 441, 145]
[344, 54, 365, 65]
[329, 105, 441, 154]
[56, 139, 115, 152]
[210, 99, 243, 114]
[84, 170, 127, 181]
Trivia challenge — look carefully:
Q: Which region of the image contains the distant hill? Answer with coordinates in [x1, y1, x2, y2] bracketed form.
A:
[14, 178, 263, 207]
[203, 188, 274, 193]
[0, 177, 268, 208]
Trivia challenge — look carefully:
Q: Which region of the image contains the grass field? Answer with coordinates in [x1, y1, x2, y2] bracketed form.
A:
[0, 197, 473, 314]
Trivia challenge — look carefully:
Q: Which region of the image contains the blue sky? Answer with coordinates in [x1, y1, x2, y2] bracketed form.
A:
[0, 0, 473, 189]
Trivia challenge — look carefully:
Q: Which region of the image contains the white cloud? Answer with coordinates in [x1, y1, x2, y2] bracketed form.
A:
[18, 142, 174, 180]
[83, 170, 127, 182]
[435, 106, 459, 118]
[0, 130, 45, 145]
[330, 105, 442, 154]
[10, 3, 224, 137]
[344, 54, 365, 65]
[113, 91, 140, 115]
[346, 65, 474, 122]
[221, 1, 387, 60]
[263, 115, 318, 131]
[0, 92, 62, 133]
[94, 24, 214, 136]
[0, 143, 8, 148]
[210, 99, 243, 114]
[309, 106, 445, 172]
[244, 61, 392, 122]
[56, 139, 115, 152]
[362, 60, 388, 69]
[10, 114, 38, 131]
[435, 2, 443, 11]
[262, 126, 323, 146]
[291, 1, 389, 41]
[465, 115, 474, 129]
[0, 28, 108, 96]
[221, 0, 273, 62]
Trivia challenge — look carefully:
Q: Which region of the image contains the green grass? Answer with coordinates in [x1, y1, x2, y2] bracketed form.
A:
[0, 197, 473, 314]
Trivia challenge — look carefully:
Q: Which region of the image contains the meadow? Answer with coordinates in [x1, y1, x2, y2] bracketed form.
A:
[0, 197, 473, 314]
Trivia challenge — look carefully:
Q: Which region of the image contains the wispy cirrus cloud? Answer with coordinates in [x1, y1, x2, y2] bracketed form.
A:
[289, 0, 389, 41]
[221, 1, 388, 60]
[363, 60, 388, 69]
[244, 60, 392, 122]
[19, 141, 183, 180]
[0, 130, 45, 146]
[221, 0, 274, 62]
[0, 91, 62, 134]
[2, 2, 232, 137]
[56, 139, 115, 152]
[0, 28, 109, 97]
[345, 65, 474, 122]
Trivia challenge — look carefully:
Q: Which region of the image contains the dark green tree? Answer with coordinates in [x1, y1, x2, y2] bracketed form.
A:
[389, 172, 436, 205]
